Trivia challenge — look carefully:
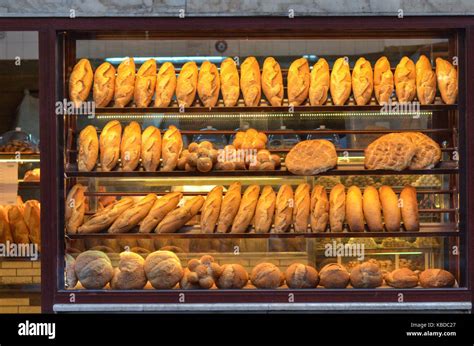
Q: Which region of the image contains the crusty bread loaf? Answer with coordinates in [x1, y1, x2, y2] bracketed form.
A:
[134, 59, 157, 107]
[216, 263, 249, 289]
[144, 250, 183, 289]
[24, 200, 40, 246]
[400, 185, 419, 232]
[240, 57, 261, 107]
[108, 194, 157, 233]
[23, 168, 40, 182]
[285, 263, 319, 289]
[436, 57, 458, 105]
[379, 185, 401, 232]
[99, 120, 122, 172]
[201, 186, 223, 233]
[8, 204, 29, 244]
[364, 133, 416, 171]
[309, 58, 330, 106]
[216, 182, 242, 233]
[78, 125, 99, 172]
[120, 121, 141, 171]
[197, 61, 220, 108]
[293, 183, 310, 233]
[394, 56, 416, 103]
[362, 186, 383, 232]
[0, 206, 13, 244]
[65, 254, 78, 289]
[274, 184, 294, 233]
[93, 62, 116, 107]
[402, 132, 441, 170]
[155, 62, 176, 107]
[352, 57, 373, 105]
[220, 58, 240, 107]
[114, 57, 136, 107]
[261, 57, 283, 106]
[374, 56, 394, 104]
[176, 61, 198, 107]
[288, 57, 310, 106]
[69, 59, 93, 107]
[415, 55, 436, 105]
[253, 185, 276, 233]
[385, 268, 419, 288]
[330, 57, 351, 105]
[139, 192, 183, 233]
[345, 186, 365, 232]
[329, 184, 346, 232]
[419, 268, 455, 288]
[74, 250, 114, 289]
[350, 260, 383, 288]
[319, 263, 350, 288]
[285, 139, 337, 175]
[65, 184, 86, 234]
[310, 185, 329, 232]
[161, 125, 183, 172]
[231, 185, 260, 233]
[141, 125, 162, 171]
[156, 196, 204, 234]
[250, 262, 284, 289]
[111, 251, 147, 290]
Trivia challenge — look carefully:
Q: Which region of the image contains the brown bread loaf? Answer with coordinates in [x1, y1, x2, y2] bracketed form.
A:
[285, 263, 319, 289]
[250, 263, 284, 289]
[216, 263, 249, 289]
[350, 260, 383, 288]
[69, 59, 93, 107]
[400, 185, 419, 232]
[415, 55, 436, 105]
[74, 250, 114, 289]
[364, 133, 416, 171]
[200, 186, 223, 233]
[309, 58, 330, 106]
[362, 186, 383, 232]
[24, 200, 40, 246]
[310, 185, 329, 232]
[329, 184, 345, 232]
[99, 120, 122, 172]
[220, 58, 240, 107]
[0, 206, 13, 243]
[436, 57, 458, 105]
[240, 57, 261, 106]
[197, 61, 220, 107]
[120, 121, 141, 171]
[114, 57, 136, 107]
[274, 184, 294, 233]
[319, 263, 350, 288]
[8, 204, 30, 244]
[155, 62, 176, 107]
[216, 182, 242, 233]
[293, 183, 310, 233]
[262, 57, 283, 106]
[141, 125, 162, 172]
[288, 58, 310, 106]
[144, 250, 183, 289]
[330, 57, 351, 105]
[373, 56, 394, 104]
[65, 184, 86, 234]
[419, 269, 455, 288]
[394, 56, 416, 103]
[134, 59, 157, 107]
[111, 251, 147, 290]
[345, 186, 365, 232]
[108, 194, 157, 233]
[139, 192, 183, 233]
[379, 185, 401, 232]
[176, 61, 198, 107]
[161, 125, 183, 172]
[352, 57, 373, 105]
[93, 61, 116, 107]
[156, 196, 204, 234]
[402, 132, 441, 170]
[78, 125, 99, 172]
[231, 185, 260, 233]
[285, 139, 337, 176]
[385, 268, 419, 288]
[253, 185, 276, 233]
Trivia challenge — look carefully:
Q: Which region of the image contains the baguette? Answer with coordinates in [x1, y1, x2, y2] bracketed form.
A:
[345, 186, 365, 232]
[156, 196, 205, 234]
[69, 59, 93, 107]
[261, 57, 283, 106]
[436, 57, 458, 105]
[329, 183, 345, 232]
[176, 61, 198, 107]
[78, 125, 99, 172]
[155, 62, 176, 107]
[288, 58, 310, 106]
[108, 194, 157, 233]
[274, 184, 294, 233]
[0, 205, 13, 243]
[309, 58, 330, 106]
[141, 125, 162, 171]
[8, 205, 30, 244]
[379, 185, 401, 232]
[374, 56, 394, 104]
[216, 182, 242, 233]
[231, 185, 260, 233]
[161, 125, 183, 172]
[114, 57, 136, 107]
[220, 58, 240, 107]
[293, 183, 310, 232]
[352, 57, 373, 106]
[330, 57, 351, 105]
[400, 185, 419, 232]
[99, 120, 122, 172]
[197, 61, 220, 107]
[253, 185, 276, 233]
[200, 186, 223, 233]
[24, 200, 40, 246]
[363, 186, 383, 232]
[394, 56, 416, 103]
[240, 57, 261, 106]
[139, 192, 183, 233]
[120, 121, 141, 171]
[93, 62, 116, 107]
[134, 59, 157, 107]
[65, 184, 86, 234]
[310, 185, 329, 232]
[415, 55, 436, 105]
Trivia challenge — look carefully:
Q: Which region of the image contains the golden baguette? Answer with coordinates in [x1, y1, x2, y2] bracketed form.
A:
[24, 200, 40, 247]
[108, 194, 157, 233]
[394, 56, 416, 103]
[161, 125, 183, 172]
[363, 186, 383, 232]
[374, 56, 394, 104]
[253, 185, 276, 233]
[288, 58, 310, 106]
[65, 184, 86, 234]
[400, 185, 419, 232]
[352, 57, 373, 106]
[141, 125, 162, 172]
[436, 57, 458, 105]
[274, 184, 294, 233]
[93, 62, 116, 107]
[329, 183, 345, 232]
[69, 59, 93, 108]
[8, 205, 29, 244]
[114, 57, 136, 107]
[155, 62, 176, 107]
[99, 120, 122, 172]
[200, 186, 223, 233]
[330, 57, 351, 105]
[416, 55, 436, 105]
[379, 185, 401, 232]
[262, 57, 283, 106]
[240, 57, 261, 106]
[345, 186, 365, 232]
[220, 58, 240, 107]
[0, 205, 13, 243]
[78, 125, 99, 172]
[139, 192, 183, 233]
[120, 121, 141, 171]
[231, 185, 260, 233]
[216, 182, 242, 233]
[293, 183, 310, 232]
[176, 61, 198, 107]
[156, 196, 205, 234]
[310, 184, 329, 232]
[197, 61, 220, 107]
[134, 59, 157, 107]
[309, 58, 330, 106]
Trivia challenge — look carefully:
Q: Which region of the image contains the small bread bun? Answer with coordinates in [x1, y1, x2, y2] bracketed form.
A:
[350, 260, 383, 288]
[250, 263, 284, 289]
[385, 268, 419, 288]
[419, 268, 455, 288]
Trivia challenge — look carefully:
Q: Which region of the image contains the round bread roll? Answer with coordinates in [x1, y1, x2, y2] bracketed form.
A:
[285, 263, 319, 289]
[329, 184, 346, 232]
[349, 260, 383, 288]
[345, 186, 365, 232]
[65, 254, 78, 289]
[419, 269, 455, 288]
[319, 263, 350, 288]
[385, 268, 419, 288]
[111, 251, 147, 290]
[250, 263, 284, 289]
[400, 185, 419, 232]
[144, 250, 184, 289]
[74, 250, 114, 289]
[285, 140, 337, 176]
[216, 264, 249, 289]
[379, 185, 401, 232]
[362, 186, 383, 232]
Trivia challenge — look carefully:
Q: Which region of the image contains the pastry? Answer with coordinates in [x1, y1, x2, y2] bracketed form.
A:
[23, 168, 40, 181]
[261, 57, 283, 106]
[330, 57, 351, 105]
[250, 263, 284, 289]
[65, 184, 86, 234]
[216, 264, 249, 289]
[144, 250, 183, 289]
[0, 206, 13, 244]
[69, 59, 93, 107]
[415, 55, 436, 105]
[436, 57, 458, 104]
[141, 125, 162, 171]
[8, 205, 29, 244]
[309, 58, 330, 106]
[179, 255, 222, 289]
[350, 260, 383, 288]
[220, 58, 240, 107]
[120, 121, 141, 171]
[253, 185, 276, 233]
[379, 185, 401, 232]
[274, 184, 294, 233]
[197, 61, 220, 107]
[362, 186, 383, 232]
[99, 120, 122, 172]
[385, 268, 419, 288]
[329, 184, 345, 232]
[155, 62, 176, 107]
[400, 185, 419, 232]
[285, 140, 337, 175]
[394, 56, 416, 103]
[364, 133, 416, 171]
[108, 194, 157, 233]
[285, 263, 319, 289]
[310, 185, 329, 232]
[240, 57, 261, 106]
[139, 192, 183, 233]
[161, 125, 183, 172]
[352, 57, 373, 105]
[200, 186, 223, 233]
[156, 196, 204, 233]
[176, 61, 198, 107]
[419, 269, 455, 288]
[319, 263, 350, 288]
[114, 57, 136, 107]
[230, 185, 260, 233]
[93, 61, 116, 107]
[216, 182, 242, 233]
[134, 59, 157, 107]
[65, 254, 78, 289]
[111, 252, 147, 290]
[233, 128, 267, 150]
[78, 125, 99, 172]
[24, 200, 40, 246]
[402, 132, 441, 169]
[345, 186, 364, 232]
[293, 183, 310, 233]
[288, 57, 310, 106]
[74, 250, 114, 289]
[374, 56, 394, 104]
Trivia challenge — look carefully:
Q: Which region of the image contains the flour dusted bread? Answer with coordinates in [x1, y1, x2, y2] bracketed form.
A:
[286, 139, 337, 176]
[176, 61, 198, 107]
[379, 185, 401, 232]
[253, 185, 276, 233]
[78, 125, 99, 172]
[319, 263, 350, 288]
[436, 58, 458, 104]
[250, 263, 284, 289]
[415, 55, 436, 105]
[216, 182, 241, 233]
[93, 62, 116, 107]
[120, 121, 141, 171]
[198, 61, 220, 107]
[141, 125, 162, 171]
[362, 186, 383, 232]
[374, 56, 394, 104]
[240, 57, 261, 106]
[330, 57, 351, 105]
[155, 62, 176, 107]
[99, 120, 122, 172]
[156, 196, 204, 234]
[329, 184, 345, 232]
[69, 59, 93, 107]
[364, 133, 416, 171]
[200, 186, 223, 233]
[111, 252, 147, 290]
[216, 264, 249, 289]
[161, 125, 183, 172]
[385, 268, 419, 288]
[285, 263, 319, 289]
[274, 184, 294, 233]
[75, 250, 114, 289]
[309, 58, 330, 106]
[345, 186, 364, 232]
[108, 194, 157, 233]
[220, 58, 240, 107]
[394, 56, 416, 103]
[310, 185, 329, 232]
[134, 59, 157, 107]
[350, 260, 383, 288]
[402, 132, 441, 169]
[419, 269, 455, 288]
[400, 185, 419, 232]
[231, 185, 260, 233]
[288, 58, 310, 106]
[65, 184, 86, 234]
[352, 57, 373, 105]
[293, 183, 310, 233]
[139, 192, 182, 233]
[114, 57, 136, 107]
[144, 250, 183, 289]
[262, 57, 283, 106]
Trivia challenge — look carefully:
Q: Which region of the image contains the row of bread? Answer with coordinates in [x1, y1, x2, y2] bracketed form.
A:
[66, 250, 456, 290]
[69, 55, 458, 109]
[65, 182, 419, 234]
[0, 198, 40, 246]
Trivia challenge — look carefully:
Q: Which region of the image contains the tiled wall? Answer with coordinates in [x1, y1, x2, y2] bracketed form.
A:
[0, 31, 38, 60]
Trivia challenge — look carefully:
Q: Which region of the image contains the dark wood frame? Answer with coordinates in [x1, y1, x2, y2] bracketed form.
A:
[0, 16, 473, 313]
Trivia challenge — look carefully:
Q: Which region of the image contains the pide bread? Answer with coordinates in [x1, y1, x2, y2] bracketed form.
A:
[345, 186, 365, 232]
[74, 250, 114, 289]
[253, 185, 276, 233]
[197, 61, 220, 107]
[176, 61, 198, 107]
[65, 184, 86, 234]
[216, 182, 242, 233]
[114, 57, 136, 107]
[293, 183, 310, 233]
[231, 185, 260, 233]
[120, 121, 141, 171]
[394, 56, 416, 103]
[285, 263, 319, 289]
[274, 184, 294, 233]
[319, 263, 350, 288]
[415, 55, 436, 105]
[78, 125, 99, 172]
[419, 268, 455, 288]
[400, 185, 419, 232]
[350, 260, 383, 288]
[364, 133, 416, 171]
[309, 58, 330, 106]
[379, 185, 401, 232]
[240, 57, 261, 106]
[329, 184, 346, 232]
[436, 57, 458, 104]
[93, 62, 116, 107]
[144, 250, 183, 289]
[250, 263, 284, 289]
[161, 125, 183, 172]
[216, 263, 249, 289]
[262, 57, 284, 106]
[141, 125, 162, 172]
[220, 58, 240, 107]
[288, 58, 310, 106]
[139, 192, 183, 233]
[201, 186, 223, 233]
[310, 184, 329, 232]
[330, 57, 351, 105]
[156, 196, 204, 234]
[402, 132, 441, 170]
[108, 194, 157, 233]
[155, 62, 176, 107]
[99, 120, 122, 172]
[69, 59, 93, 107]
[285, 139, 337, 175]
[385, 268, 419, 288]
[374, 56, 394, 104]
[362, 186, 383, 232]
[352, 57, 373, 105]
[111, 251, 147, 290]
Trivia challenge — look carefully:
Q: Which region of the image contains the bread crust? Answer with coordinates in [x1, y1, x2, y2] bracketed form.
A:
[309, 58, 330, 106]
[200, 186, 223, 233]
[176, 61, 198, 107]
[141, 125, 162, 172]
[419, 268, 455, 288]
[285, 263, 319, 289]
[156, 196, 204, 234]
[65, 184, 86, 234]
[285, 139, 337, 175]
[415, 55, 436, 105]
[78, 125, 99, 172]
[93, 62, 116, 107]
[161, 125, 183, 172]
[319, 263, 350, 288]
[293, 183, 310, 232]
[230, 185, 260, 233]
[250, 263, 284, 289]
[220, 58, 240, 107]
[198, 61, 221, 107]
[139, 192, 183, 233]
[216, 182, 242, 233]
[364, 133, 416, 171]
[108, 194, 157, 233]
[134, 59, 157, 107]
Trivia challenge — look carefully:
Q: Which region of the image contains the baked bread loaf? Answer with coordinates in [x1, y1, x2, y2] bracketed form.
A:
[285, 263, 319, 289]
[364, 133, 416, 171]
[77, 197, 134, 234]
[201, 186, 223, 233]
[309, 58, 330, 106]
[329, 184, 346, 232]
[180, 255, 223, 289]
[346, 186, 364, 232]
[400, 185, 419, 232]
[144, 250, 183, 289]
[114, 57, 136, 107]
[65, 184, 86, 234]
[111, 251, 147, 290]
[403, 132, 441, 169]
[250, 263, 284, 289]
[330, 57, 351, 105]
[362, 186, 383, 232]
[285, 139, 337, 176]
[156, 196, 204, 233]
[310, 185, 329, 232]
[134, 59, 157, 107]
[216, 263, 249, 289]
[176, 61, 198, 107]
[74, 250, 114, 289]
[385, 268, 419, 288]
[65, 254, 78, 289]
[293, 183, 310, 233]
[415, 55, 436, 105]
[0, 206, 13, 244]
[154, 62, 176, 107]
[93, 62, 116, 107]
[24, 200, 40, 246]
[233, 128, 267, 150]
[350, 260, 383, 288]
[139, 192, 181, 233]
[220, 58, 240, 107]
[120, 121, 141, 171]
[379, 185, 401, 232]
[240, 57, 261, 106]
[288, 58, 310, 106]
[274, 184, 294, 233]
[253, 185, 276, 233]
[197, 61, 220, 107]
[216, 182, 242, 233]
[161, 125, 183, 172]
[419, 268, 455, 288]
[394, 56, 416, 103]
[69, 59, 93, 107]
[78, 125, 99, 172]
[23, 168, 40, 181]
[8, 204, 29, 244]
[99, 120, 122, 172]
[374, 56, 394, 104]
[108, 194, 157, 233]
[261, 57, 283, 106]
[319, 263, 350, 288]
[231, 185, 260, 233]
[352, 57, 373, 105]
[436, 58, 458, 104]
[141, 125, 162, 171]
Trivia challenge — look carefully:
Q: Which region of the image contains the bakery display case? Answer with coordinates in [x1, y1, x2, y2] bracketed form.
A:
[43, 18, 472, 312]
